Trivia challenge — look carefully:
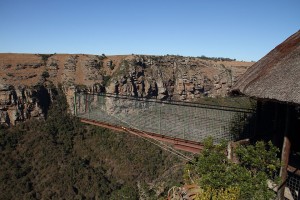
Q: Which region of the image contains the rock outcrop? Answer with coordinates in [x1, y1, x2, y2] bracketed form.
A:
[106, 55, 252, 100]
[0, 83, 53, 125]
[0, 53, 253, 125]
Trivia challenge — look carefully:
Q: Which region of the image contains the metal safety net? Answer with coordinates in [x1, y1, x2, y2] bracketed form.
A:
[75, 93, 256, 143]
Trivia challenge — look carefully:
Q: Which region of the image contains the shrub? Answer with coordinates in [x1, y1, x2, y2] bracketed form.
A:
[38, 54, 54, 64]
[195, 186, 240, 200]
[184, 138, 280, 199]
[102, 75, 111, 86]
[42, 71, 50, 79]
[6, 73, 14, 77]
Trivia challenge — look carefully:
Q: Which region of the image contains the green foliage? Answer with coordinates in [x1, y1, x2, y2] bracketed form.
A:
[102, 75, 111, 86]
[184, 138, 280, 200]
[89, 126, 184, 183]
[198, 55, 236, 62]
[38, 54, 54, 64]
[6, 72, 14, 77]
[110, 185, 138, 200]
[110, 63, 116, 70]
[229, 113, 252, 140]
[75, 84, 88, 91]
[0, 124, 24, 151]
[97, 60, 104, 69]
[42, 86, 82, 153]
[184, 139, 235, 189]
[235, 140, 281, 179]
[42, 70, 50, 79]
[0, 86, 184, 199]
[114, 59, 130, 77]
[195, 186, 240, 200]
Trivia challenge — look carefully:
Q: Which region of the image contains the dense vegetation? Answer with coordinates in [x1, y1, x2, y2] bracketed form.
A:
[37, 53, 55, 65]
[197, 55, 237, 62]
[0, 87, 184, 199]
[184, 138, 281, 199]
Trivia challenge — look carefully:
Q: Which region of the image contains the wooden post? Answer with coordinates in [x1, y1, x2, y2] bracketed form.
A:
[277, 105, 291, 200]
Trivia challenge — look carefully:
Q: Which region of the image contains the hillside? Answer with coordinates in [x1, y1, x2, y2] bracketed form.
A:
[0, 87, 185, 199]
[0, 53, 253, 97]
[0, 53, 253, 126]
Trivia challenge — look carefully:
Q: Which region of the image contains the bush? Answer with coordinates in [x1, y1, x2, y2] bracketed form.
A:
[42, 71, 50, 79]
[235, 140, 281, 179]
[110, 185, 138, 200]
[102, 75, 111, 86]
[38, 54, 54, 64]
[195, 187, 240, 200]
[184, 138, 280, 199]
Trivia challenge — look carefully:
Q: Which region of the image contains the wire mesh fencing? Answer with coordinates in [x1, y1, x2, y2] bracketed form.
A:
[286, 171, 300, 200]
[75, 93, 256, 143]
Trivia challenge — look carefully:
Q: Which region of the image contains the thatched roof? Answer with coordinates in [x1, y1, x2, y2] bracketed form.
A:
[232, 30, 300, 104]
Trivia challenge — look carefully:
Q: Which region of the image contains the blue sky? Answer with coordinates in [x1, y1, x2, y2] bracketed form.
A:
[0, 0, 299, 61]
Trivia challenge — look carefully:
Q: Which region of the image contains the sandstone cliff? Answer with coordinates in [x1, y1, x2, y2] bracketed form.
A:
[0, 53, 253, 125]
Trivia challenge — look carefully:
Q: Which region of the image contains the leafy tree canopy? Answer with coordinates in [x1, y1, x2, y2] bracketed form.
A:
[184, 138, 281, 200]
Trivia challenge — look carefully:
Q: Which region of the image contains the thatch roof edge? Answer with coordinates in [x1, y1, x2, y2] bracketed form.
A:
[231, 30, 300, 104]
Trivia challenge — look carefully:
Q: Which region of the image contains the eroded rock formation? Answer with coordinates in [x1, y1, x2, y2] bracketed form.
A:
[0, 53, 253, 125]
[106, 55, 251, 100]
[0, 83, 53, 125]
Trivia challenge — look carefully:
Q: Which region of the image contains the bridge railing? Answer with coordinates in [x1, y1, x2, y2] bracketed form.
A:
[74, 93, 256, 143]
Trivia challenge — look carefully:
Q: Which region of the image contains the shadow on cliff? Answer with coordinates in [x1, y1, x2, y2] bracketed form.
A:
[33, 85, 54, 118]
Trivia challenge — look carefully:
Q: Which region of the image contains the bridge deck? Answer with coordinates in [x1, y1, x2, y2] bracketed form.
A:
[80, 117, 204, 153]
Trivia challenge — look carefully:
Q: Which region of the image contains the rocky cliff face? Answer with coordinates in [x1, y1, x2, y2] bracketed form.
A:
[106, 55, 251, 100]
[0, 53, 253, 125]
[0, 84, 53, 125]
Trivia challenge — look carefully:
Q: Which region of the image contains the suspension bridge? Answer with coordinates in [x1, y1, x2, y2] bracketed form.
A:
[74, 93, 256, 154]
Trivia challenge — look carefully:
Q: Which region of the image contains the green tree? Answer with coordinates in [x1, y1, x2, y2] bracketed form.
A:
[184, 138, 280, 199]
[110, 185, 138, 200]
[42, 85, 84, 153]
